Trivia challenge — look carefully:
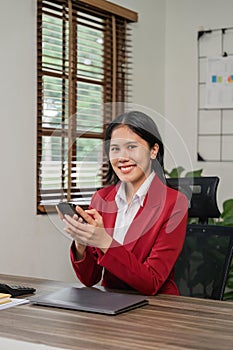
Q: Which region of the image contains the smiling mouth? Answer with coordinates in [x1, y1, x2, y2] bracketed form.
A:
[118, 165, 136, 174]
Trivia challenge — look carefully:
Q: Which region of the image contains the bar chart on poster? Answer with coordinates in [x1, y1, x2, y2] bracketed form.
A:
[197, 27, 233, 162]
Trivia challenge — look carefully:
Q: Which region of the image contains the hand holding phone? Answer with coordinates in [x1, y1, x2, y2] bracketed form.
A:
[56, 202, 87, 223]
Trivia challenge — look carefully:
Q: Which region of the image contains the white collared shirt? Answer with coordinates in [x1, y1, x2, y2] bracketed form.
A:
[113, 171, 155, 244]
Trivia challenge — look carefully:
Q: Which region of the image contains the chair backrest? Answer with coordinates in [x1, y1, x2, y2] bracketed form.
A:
[166, 176, 221, 224]
[174, 224, 233, 300]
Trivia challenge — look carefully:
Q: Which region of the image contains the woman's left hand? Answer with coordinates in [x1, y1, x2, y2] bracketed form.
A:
[63, 206, 113, 253]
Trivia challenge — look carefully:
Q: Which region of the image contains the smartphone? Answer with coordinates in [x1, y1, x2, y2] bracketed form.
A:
[56, 202, 87, 223]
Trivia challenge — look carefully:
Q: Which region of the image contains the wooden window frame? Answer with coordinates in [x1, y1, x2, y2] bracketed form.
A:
[37, 0, 137, 214]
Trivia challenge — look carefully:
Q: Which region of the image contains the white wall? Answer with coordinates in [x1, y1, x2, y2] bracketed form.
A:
[165, 0, 233, 209]
[0, 0, 75, 281]
[0, 0, 233, 281]
[112, 0, 166, 114]
[0, 0, 166, 281]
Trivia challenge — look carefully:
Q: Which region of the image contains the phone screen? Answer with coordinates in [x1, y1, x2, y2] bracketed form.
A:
[57, 202, 77, 217]
[56, 202, 87, 223]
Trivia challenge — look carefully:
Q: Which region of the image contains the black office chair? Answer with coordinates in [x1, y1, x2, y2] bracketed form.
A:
[166, 176, 221, 224]
[175, 224, 233, 300]
[167, 176, 233, 300]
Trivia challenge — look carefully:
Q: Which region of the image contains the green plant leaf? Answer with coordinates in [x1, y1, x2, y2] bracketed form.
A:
[185, 169, 203, 177]
[220, 199, 233, 225]
[166, 166, 185, 178]
[221, 199, 233, 217]
[223, 291, 233, 301]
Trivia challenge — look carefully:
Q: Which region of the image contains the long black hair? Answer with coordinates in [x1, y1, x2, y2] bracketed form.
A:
[104, 111, 165, 184]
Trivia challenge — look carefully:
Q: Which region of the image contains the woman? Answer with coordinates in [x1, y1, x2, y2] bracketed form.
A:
[61, 111, 188, 295]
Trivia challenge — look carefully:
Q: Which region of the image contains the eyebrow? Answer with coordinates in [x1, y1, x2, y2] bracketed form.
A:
[110, 141, 138, 146]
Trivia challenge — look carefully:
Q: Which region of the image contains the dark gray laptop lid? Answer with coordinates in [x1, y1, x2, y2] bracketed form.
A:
[31, 287, 148, 315]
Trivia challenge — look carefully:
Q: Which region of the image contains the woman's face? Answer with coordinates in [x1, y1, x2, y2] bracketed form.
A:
[109, 125, 159, 190]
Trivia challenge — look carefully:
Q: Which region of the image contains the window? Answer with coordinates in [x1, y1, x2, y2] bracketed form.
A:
[37, 0, 137, 213]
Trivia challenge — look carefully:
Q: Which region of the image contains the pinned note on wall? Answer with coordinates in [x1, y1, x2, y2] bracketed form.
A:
[205, 56, 233, 109]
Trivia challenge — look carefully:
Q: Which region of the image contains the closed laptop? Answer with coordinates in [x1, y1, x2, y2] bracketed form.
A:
[31, 287, 148, 315]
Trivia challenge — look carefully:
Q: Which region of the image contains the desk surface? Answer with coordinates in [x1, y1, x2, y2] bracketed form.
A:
[0, 274, 233, 350]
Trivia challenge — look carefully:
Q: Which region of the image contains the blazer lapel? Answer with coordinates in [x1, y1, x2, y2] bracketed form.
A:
[123, 176, 168, 249]
[94, 176, 168, 246]
[93, 184, 118, 237]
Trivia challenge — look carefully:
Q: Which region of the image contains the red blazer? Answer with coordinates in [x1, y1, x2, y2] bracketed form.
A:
[70, 175, 188, 295]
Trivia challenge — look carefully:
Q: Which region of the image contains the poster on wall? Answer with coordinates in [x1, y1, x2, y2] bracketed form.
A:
[205, 56, 233, 109]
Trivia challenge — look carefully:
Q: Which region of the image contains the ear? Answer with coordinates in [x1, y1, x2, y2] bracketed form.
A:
[150, 143, 159, 159]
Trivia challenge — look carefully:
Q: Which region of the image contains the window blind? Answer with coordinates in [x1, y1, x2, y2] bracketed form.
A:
[37, 0, 137, 213]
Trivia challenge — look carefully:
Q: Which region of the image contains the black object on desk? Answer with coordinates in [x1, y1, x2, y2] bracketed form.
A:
[0, 283, 36, 297]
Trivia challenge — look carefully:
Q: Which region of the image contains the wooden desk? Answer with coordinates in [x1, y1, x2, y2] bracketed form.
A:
[0, 274, 233, 350]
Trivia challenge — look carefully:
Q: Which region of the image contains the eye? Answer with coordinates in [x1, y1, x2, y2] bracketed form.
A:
[110, 146, 120, 152]
[128, 144, 137, 150]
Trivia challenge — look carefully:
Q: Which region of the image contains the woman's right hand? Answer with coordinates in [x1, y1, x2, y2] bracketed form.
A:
[72, 214, 87, 260]
[74, 240, 86, 260]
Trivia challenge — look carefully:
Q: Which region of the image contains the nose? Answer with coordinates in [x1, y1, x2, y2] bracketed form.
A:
[118, 148, 129, 161]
